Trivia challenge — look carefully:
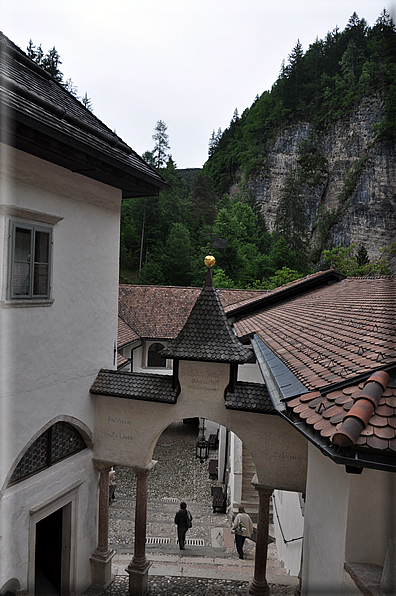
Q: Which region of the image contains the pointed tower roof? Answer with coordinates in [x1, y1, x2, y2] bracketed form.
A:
[161, 267, 251, 363]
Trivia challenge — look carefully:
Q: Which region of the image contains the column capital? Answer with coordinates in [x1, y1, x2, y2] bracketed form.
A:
[93, 459, 113, 473]
[132, 460, 157, 477]
[251, 474, 274, 496]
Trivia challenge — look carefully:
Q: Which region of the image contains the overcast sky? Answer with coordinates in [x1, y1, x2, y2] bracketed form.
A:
[2, 1, 394, 169]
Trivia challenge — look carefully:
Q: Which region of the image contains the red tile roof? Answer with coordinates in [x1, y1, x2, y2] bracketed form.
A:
[234, 277, 396, 390]
[117, 351, 128, 368]
[118, 284, 267, 340]
[118, 316, 139, 349]
[224, 270, 344, 314]
[287, 377, 396, 454]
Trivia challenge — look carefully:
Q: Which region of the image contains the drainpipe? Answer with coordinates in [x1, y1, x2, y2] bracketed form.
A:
[251, 335, 285, 413]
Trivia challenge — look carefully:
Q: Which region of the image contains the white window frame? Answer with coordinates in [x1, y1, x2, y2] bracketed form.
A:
[8, 219, 52, 300]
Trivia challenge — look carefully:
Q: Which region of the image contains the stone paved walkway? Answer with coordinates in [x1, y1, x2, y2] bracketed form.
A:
[83, 421, 298, 595]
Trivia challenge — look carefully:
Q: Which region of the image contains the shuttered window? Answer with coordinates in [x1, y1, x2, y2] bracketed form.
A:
[9, 221, 51, 299]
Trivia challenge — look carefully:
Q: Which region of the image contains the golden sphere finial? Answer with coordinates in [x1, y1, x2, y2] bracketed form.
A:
[204, 254, 216, 268]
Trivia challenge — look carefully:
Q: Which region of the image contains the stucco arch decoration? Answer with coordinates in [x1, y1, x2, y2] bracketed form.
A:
[0, 415, 93, 499]
[93, 360, 308, 492]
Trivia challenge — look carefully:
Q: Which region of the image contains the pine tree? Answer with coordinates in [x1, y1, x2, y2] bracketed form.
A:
[81, 92, 94, 112]
[275, 169, 309, 265]
[152, 120, 170, 168]
[41, 46, 63, 82]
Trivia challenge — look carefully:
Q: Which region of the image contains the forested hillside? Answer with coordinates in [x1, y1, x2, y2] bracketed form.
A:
[120, 11, 396, 287]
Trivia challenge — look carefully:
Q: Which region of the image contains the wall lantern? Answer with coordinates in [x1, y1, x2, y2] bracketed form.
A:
[196, 418, 209, 463]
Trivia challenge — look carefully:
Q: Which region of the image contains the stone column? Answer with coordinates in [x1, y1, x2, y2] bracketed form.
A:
[90, 461, 115, 588]
[249, 479, 273, 596]
[127, 461, 156, 596]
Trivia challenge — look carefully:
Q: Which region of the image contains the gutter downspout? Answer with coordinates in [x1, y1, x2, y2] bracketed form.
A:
[251, 335, 286, 413]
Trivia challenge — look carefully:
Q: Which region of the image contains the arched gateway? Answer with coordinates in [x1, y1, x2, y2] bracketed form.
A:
[90, 264, 308, 596]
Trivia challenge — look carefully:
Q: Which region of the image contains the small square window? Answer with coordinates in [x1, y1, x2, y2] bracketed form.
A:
[9, 221, 52, 299]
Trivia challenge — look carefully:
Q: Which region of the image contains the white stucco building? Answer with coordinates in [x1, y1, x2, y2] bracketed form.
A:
[0, 33, 167, 596]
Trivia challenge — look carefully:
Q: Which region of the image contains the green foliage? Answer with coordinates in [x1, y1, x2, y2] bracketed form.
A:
[256, 267, 303, 290]
[151, 120, 170, 168]
[27, 39, 93, 110]
[311, 153, 371, 259]
[212, 268, 236, 288]
[203, 11, 396, 194]
[274, 169, 309, 264]
[322, 244, 392, 276]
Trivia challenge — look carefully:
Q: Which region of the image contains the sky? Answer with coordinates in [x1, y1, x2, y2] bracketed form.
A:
[2, 1, 394, 169]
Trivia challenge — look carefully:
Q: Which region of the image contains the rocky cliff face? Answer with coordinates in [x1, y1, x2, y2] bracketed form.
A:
[234, 97, 396, 271]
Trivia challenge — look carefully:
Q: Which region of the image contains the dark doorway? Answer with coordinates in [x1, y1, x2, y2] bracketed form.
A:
[35, 507, 63, 595]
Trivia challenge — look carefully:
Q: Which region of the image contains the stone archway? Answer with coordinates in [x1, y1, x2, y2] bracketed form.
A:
[92, 359, 307, 595]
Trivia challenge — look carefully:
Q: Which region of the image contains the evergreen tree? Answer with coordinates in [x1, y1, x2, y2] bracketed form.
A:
[275, 169, 309, 265]
[151, 120, 170, 168]
[191, 173, 217, 226]
[81, 92, 94, 112]
[41, 46, 63, 82]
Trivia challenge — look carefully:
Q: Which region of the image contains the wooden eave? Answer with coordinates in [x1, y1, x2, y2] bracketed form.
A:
[1, 112, 168, 198]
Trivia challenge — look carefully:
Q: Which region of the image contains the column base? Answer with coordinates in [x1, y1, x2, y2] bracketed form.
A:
[90, 550, 115, 589]
[126, 561, 152, 596]
[249, 578, 270, 596]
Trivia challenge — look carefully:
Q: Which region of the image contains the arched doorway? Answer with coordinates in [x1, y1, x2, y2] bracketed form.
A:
[106, 417, 275, 574]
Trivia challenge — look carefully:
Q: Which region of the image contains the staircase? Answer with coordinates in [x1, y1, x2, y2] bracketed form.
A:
[240, 446, 259, 517]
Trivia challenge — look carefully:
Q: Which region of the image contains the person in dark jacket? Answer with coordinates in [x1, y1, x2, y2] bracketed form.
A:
[174, 501, 192, 550]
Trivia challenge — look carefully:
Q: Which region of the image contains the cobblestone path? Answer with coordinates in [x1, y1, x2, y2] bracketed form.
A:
[84, 421, 296, 595]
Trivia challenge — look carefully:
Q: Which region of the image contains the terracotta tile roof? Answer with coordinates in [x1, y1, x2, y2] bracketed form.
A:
[224, 270, 344, 315]
[234, 277, 396, 390]
[118, 284, 269, 341]
[90, 370, 177, 403]
[286, 374, 396, 454]
[117, 351, 128, 368]
[225, 382, 275, 413]
[161, 270, 251, 363]
[117, 316, 139, 349]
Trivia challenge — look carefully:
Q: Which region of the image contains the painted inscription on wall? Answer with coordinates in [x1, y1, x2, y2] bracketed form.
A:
[102, 415, 135, 442]
[187, 378, 221, 393]
[179, 360, 229, 405]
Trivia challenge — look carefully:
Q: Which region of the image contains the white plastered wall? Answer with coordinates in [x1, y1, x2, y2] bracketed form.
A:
[93, 360, 308, 492]
[301, 444, 350, 595]
[273, 490, 304, 576]
[0, 146, 121, 594]
[345, 468, 396, 566]
[302, 444, 396, 595]
[229, 432, 243, 509]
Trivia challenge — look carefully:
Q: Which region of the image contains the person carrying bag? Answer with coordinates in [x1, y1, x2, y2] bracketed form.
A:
[174, 501, 193, 550]
[231, 506, 253, 559]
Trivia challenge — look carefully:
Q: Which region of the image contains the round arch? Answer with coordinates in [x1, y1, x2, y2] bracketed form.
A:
[0, 415, 93, 499]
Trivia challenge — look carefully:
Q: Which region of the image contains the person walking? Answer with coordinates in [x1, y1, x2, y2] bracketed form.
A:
[232, 506, 253, 559]
[174, 502, 192, 550]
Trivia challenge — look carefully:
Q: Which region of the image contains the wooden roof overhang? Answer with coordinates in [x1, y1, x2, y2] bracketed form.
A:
[0, 106, 169, 198]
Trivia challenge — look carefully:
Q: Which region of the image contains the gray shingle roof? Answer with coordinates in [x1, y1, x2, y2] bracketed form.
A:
[161, 269, 252, 364]
[225, 382, 275, 414]
[0, 32, 168, 198]
[90, 369, 177, 404]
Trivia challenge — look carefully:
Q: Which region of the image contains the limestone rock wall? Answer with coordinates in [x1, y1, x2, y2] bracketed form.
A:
[235, 97, 396, 271]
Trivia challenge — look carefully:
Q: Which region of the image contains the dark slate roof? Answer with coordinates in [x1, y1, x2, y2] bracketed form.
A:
[90, 369, 177, 403]
[161, 269, 252, 363]
[118, 284, 267, 341]
[252, 335, 309, 401]
[225, 382, 275, 414]
[0, 33, 168, 198]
